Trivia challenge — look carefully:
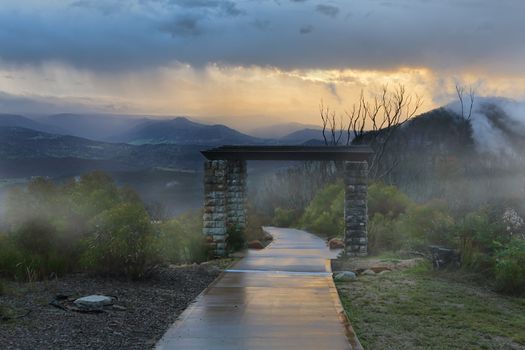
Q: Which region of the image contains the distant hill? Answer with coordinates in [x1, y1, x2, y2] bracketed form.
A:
[0, 113, 64, 134]
[0, 127, 205, 177]
[0, 126, 130, 160]
[39, 113, 149, 141]
[366, 101, 525, 206]
[113, 117, 262, 145]
[280, 128, 326, 144]
[249, 122, 321, 138]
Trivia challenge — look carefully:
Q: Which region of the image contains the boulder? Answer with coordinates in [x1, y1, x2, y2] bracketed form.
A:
[334, 271, 357, 282]
[328, 238, 345, 250]
[362, 269, 376, 276]
[378, 270, 392, 275]
[247, 240, 264, 250]
[262, 231, 274, 242]
[74, 295, 113, 309]
[429, 245, 461, 269]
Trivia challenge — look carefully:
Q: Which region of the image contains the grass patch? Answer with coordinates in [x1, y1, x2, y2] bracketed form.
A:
[337, 264, 525, 349]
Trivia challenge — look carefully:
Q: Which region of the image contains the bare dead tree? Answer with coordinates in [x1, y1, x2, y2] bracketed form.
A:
[456, 84, 475, 121]
[319, 84, 423, 179]
[319, 100, 343, 145]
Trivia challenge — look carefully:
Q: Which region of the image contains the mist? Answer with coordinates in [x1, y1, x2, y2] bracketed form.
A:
[446, 97, 525, 158]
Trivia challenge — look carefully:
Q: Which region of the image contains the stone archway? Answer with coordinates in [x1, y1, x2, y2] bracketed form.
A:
[201, 146, 372, 257]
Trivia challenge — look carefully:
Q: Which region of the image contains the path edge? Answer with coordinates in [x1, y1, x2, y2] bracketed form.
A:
[154, 258, 238, 350]
[330, 274, 364, 350]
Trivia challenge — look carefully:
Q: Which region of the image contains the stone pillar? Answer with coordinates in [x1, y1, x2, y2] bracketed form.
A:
[203, 159, 247, 256]
[344, 161, 368, 256]
[203, 160, 228, 256]
[226, 160, 247, 231]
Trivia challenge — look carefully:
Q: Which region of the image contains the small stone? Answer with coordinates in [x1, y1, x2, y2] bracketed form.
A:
[362, 269, 376, 276]
[247, 240, 264, 250]
[74, 295, 114, 309]
[334, 271, 357, 282]
[378, 270, 392, 275]
[328, 238, 345, 250]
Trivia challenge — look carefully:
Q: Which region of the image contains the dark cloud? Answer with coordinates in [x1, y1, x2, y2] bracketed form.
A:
[315, 4, 339, 17]
[69, 0, 124, 15]
[0, 0, 523, 75]
[160, 16, 202, 37]
[168, 0, 246, 16]
[326, 83, 341, 103]
[299, 25, 314, 34]
[0, 91, 115, 114]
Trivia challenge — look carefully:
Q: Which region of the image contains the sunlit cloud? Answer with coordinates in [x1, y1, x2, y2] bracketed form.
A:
[0, 0, 524, 128]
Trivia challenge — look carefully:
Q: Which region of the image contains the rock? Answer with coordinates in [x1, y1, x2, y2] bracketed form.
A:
[262, 231, 274, 242]
[74, 295, 114, 309]
[429, 245, 461, 269]
[334, 271, 357, 282]
[378, 270, 392, 275]
[328, 238, 345, 250]
[247, 240, 264, 250]
[230, 251, 245, 258]
[362, 269, 376, 276]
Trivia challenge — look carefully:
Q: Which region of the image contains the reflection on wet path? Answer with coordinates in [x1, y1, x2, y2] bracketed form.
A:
[156, 227, 354, 350]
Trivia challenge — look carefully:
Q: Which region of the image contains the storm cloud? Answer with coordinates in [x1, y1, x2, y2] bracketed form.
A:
[315, 4, 339, 18]
[0, 0, 524, 76]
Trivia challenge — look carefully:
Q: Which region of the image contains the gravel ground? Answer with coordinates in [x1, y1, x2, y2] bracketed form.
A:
[0, 263, 223, 350]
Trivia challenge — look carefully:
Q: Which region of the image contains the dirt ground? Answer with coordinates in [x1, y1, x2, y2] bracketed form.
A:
[0, 262, 226, 350]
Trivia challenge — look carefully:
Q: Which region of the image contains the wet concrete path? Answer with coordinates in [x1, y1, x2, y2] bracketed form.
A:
[155, 227, 357, 350]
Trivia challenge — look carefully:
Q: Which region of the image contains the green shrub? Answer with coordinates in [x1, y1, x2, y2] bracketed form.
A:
[226, 225, 245, 253]
[368, 182, 412, 218]
[398, 200, 455, 251]
[299, 181, 412, 240]
[494, 239, 525, 295]
[246, 204, 272, 242]
[456, 210, 505, 271]
[368, 213, 404, 254]
[299, 182, 344, 237]
[81, 202, 157, 279]
[0, 234, 21, 279]
[0, 219, 79, 280]
[157, 211, 209, 264]
[2, 173, 173, 280]
[273, 207, 300, 227]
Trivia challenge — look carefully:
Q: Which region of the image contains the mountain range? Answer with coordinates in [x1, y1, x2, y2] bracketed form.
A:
[113, 117, 263, 145]
[0, 113, 324, 146]
[0, 114, 324, 178]
[0, 113, 65, 134]
[3, 100, 524, 180]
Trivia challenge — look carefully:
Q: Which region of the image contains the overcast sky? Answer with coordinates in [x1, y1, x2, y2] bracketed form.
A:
[0, 0, 524, 129]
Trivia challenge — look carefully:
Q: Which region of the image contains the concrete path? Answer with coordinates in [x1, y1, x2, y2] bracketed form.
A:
[155, 227, 360, 350]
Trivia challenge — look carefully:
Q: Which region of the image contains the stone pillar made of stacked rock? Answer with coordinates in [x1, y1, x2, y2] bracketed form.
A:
[203, 159, 247, 256]
[203, 160, 228, 256]
[344, 160, 369, 256]
[226, 160, 247, 232]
